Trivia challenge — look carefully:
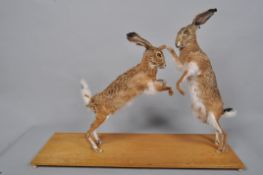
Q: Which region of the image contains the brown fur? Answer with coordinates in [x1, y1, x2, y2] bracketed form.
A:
[167, 9, 234, 152]
[81, 32, 173, 152]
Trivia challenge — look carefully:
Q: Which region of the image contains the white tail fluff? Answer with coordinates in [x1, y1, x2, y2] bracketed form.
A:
[223, 108, 237, 118]
[80, 79, 92, 105]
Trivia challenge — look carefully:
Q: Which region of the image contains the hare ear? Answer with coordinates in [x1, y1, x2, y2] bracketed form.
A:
[127, 32, 153, 49]
[192, 8, 217, 26]
[158, 45, 167, 50]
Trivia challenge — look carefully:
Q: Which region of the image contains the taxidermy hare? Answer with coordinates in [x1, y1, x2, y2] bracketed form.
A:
[167, 9, 236, 152]
[81, 32, 173, 152]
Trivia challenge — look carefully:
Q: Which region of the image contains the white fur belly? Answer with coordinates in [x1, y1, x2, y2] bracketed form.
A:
[144, 81, 157, 95]
[189, 81, 205, 110]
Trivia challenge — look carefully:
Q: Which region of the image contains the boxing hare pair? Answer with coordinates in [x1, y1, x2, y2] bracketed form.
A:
[81, 9, 236, 153]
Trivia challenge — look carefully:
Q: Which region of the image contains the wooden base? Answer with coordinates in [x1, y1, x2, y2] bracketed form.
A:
[31, 133, 245, 169]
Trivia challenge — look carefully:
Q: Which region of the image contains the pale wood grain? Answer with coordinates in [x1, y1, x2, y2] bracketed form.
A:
[31, 133, 245, 169]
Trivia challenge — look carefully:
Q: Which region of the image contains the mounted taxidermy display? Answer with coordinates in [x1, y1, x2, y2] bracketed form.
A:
[81, 32, 173, 152]
[167, 9, 237, 152]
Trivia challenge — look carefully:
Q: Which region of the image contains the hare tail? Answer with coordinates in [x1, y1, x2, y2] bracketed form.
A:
[223, 108, 237, 118]
[80, 79, 92, 105]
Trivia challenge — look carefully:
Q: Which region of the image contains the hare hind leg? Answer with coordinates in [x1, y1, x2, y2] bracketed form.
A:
[86, 113, 108, 152]
[192, 102, 207, 123]
[92, 130, 101, 145]
[207, 112, 226, 152]
[92, 115, 110, 145]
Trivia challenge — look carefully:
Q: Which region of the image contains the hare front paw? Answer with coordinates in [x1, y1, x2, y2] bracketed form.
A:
[168, 87, 174, 96]
[166, 46, 174, 53]
[176, 84, 185, 96]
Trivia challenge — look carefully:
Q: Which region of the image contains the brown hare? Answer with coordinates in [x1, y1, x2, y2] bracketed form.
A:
[81, 32, 173, 152]
[167, 9, 236, 152]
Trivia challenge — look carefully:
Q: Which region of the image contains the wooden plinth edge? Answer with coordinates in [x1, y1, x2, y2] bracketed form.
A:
[31, 133, 245, 169]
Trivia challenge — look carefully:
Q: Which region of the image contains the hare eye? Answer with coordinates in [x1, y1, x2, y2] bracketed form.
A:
[156, 52, 162, 57]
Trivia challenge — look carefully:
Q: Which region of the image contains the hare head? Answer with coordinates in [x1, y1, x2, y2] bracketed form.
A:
[176, 8, 217, 49]
[127, 32, 167, 69]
